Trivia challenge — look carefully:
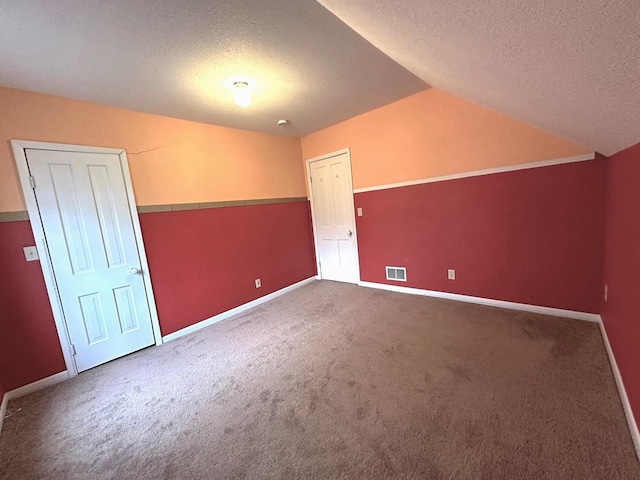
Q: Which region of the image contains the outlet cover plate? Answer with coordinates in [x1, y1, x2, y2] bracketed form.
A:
[23, 246, 39, 262]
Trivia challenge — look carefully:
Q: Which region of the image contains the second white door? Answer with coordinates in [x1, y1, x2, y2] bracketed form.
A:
[308, 151, 359, 283]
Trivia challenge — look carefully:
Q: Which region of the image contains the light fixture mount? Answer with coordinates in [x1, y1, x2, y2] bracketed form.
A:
[233, 81, 251, 108]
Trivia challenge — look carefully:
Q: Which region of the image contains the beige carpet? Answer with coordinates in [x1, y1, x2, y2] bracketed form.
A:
[0, 280, 638, 479]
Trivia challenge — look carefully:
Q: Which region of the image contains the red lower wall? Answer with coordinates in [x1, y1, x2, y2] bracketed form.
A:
[0, 221, 66, 392]
[0, 201, 316, 390]
[601, 142, 640, 427]
[139, 201, 316, 335]
[355, 159, 607, 313]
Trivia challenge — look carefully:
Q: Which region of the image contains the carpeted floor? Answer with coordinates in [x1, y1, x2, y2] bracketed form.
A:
[0, 280, 638, 479]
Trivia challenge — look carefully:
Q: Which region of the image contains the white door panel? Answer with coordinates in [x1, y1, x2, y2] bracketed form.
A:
[309, 152, 359, 283]
[26, 148, 155, 372]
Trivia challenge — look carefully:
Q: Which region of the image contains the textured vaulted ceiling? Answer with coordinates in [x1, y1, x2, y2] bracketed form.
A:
[318, 0, 640, 155]
[0, 0, 426, 137]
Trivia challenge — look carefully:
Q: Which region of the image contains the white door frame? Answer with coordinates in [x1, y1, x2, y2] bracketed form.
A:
[305, 148, 361, 283]
[11, 140, 163, 378]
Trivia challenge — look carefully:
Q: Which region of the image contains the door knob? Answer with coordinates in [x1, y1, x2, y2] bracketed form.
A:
[347, 230, 353, 236]
[129, 267, 141, 275]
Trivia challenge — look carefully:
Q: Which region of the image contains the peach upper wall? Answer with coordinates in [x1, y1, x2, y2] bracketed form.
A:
[301, 89, 590, 190]
[0, 87, 305, 212]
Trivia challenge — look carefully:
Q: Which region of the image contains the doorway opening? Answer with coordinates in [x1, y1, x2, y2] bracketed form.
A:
[306, 148, 360, 284]
[12, 140, 162, 378]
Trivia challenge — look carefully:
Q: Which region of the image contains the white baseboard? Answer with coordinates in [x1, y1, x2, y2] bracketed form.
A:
[163, 277, 317, 342]
[0, 392, 8, 435]
[0, 371, 69, 436]
[5, 371, 69, 401]
[598, 318, 640, 461]
[357, 281, 600, 322]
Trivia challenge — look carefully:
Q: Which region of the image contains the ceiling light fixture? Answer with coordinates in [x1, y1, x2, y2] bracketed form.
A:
[277, 119, 289, 125]
[233, 81, 251, 108]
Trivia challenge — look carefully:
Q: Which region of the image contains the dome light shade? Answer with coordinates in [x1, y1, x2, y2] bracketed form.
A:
[233, 81, 251, 108]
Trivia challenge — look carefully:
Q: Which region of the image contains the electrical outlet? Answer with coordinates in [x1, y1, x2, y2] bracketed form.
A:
[23, 246, 39, 262]
[447, 269, 455, 280]
[255, 278, 262, 288]
[357, 207, 363, 217]
[604, 284, 608, 302]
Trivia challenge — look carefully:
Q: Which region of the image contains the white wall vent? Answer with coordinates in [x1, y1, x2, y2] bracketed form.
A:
[385, 266, 407, 282]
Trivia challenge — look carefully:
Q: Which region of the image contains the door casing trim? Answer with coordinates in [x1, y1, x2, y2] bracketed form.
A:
[305, 148, 361, 284]
[11, 140, 163, 378]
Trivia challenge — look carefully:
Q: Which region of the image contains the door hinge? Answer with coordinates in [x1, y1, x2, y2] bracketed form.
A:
[70, 344, 77, 356]
[29, 175, 36, 189]
[310, 176, 313, 184]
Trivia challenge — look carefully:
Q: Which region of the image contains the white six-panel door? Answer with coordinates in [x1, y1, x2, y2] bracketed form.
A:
[308, 151, 359, 283]
[26, 148, 156, 372]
